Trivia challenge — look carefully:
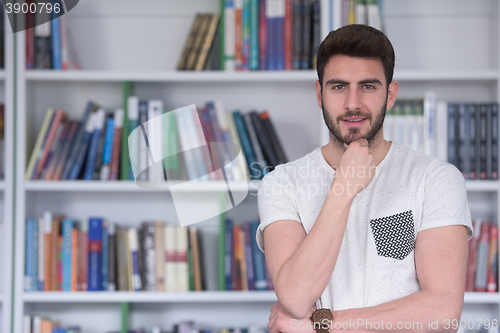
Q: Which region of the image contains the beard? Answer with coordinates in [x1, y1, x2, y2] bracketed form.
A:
[322, 98, 387, 146]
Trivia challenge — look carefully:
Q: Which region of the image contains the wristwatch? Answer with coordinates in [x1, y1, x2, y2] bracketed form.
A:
[310, 308, 334, 333]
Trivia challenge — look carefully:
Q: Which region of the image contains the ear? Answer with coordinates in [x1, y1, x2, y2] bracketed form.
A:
[386, 80, 399, 110]
[315, 80, 323, 109]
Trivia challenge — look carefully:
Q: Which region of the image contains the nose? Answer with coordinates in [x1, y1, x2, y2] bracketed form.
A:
[345, 88, 362, 111]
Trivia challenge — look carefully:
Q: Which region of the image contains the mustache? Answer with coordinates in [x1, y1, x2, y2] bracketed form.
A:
[336, 111, 372, 122]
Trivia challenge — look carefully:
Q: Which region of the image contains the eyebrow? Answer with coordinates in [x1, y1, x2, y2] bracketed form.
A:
[325, 78, 383, 86]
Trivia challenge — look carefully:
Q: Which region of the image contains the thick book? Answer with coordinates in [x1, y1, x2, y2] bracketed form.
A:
[194, 14, 220, 71]
[260, 111, 288, 164]
[250, 111, 279, 168]
[61, 218, 73, 292]
[83, 109, 105, 180]
[186, 14, 211, 70]
[88, 217, 103, 291]
[116, 226, 129, 291]
[69, 112, 97, 180]
[224, 0, 236, 71]
[177, 14, 203, 70]
[233, 111, 260, 179]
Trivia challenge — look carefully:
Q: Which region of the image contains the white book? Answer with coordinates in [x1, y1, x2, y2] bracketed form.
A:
[128, 228, 142, 291]
[213, 101, 241, 181]
[436, 101, 449, 161]
[226, 112, 250, 180]
[32, 316, 42, 333]
[147, 100, 164, 182]
[185, 106, 209, 181]
[164, 225, 177, 292]
[23, 315, 32, 333]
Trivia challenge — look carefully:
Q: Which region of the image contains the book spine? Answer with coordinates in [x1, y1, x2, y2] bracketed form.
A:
[24, 219, 34, 291]
[487, 225, 498, 292]
[110, 109, 124, 180]
[100, 116, 115, 181]
[101, 221, 109, 291]
[250, 221, 267, 290]
[71, 223, 78, 291]
[62, 101, 96, 179]
[32, 109, 62, 180]
[117, 226, 129, 291]
[492, 103, 498, 179]
[468, 104, 477, 179]
[84, 109, 105, 180]
[250, 111, 279, 168]
[244, 113, 268, 177]
[242, 0, 251, 70]
[137, 101, 149, 181]
[43, 120, 69, 180]
[310, 0, 320, 69]
[250, 0, 259, 70]
[53, 121, 79, 180]
[177, 227, 189, 292]
[292, 0, 302, 69]
[258, 0, 267, 70]
[480, 104, 488, 179]
[79, 219, 89, 291]
[62, 218, 73, 292]
[232, 225, 241, 290]
[156, 222, 166, 291]
[224, 219, 233, 290]
[266, 0, 275, 70]
[243, 223, 255, 291]
[88, 218, 103, 291]
[50, 3, 62, 70]
[165, 224, 176, 292]
[239, 227, 249, 291]
[447, 104, 459, 170]
[128, 228, 142, 291]
[475, 222, 491, 292]
[189, 228, 201, 291]
[26, 3, 35, 69]
[224, 0, 236, 71]
[59, 13, 68, 70]
[233, 111, 260, 179]
[107, 223, 116, 291]
[37, 218, 44, 291]
[284, 0, 293, 70]
[69, 113, 96, 180]
[25, 109, 55, 180]
[300, 0, 311, 69]
[458, 104, 469, 178]
[43, 212, 52, 291]
[260, 111, 288, 164]
[142, 222, 157, 291]
[276, 0, 285, 70]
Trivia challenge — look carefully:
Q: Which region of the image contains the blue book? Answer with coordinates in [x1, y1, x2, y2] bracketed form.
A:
[84, 110, 105, 180]
[267, 2, 275, 70]
[50, 0, 62, 70]
[101, 221, 109, 291]
[62, 218, 73, 291]
[99, 117, 115, 180]
[250, 221, 267, 290]
[224, 219, 233, 291]
[62, 101, 97, 179]
[24, 218, 37, 292]
[276, 0, 284, 70]
[69, 113, 96, 180]
[243, 223, 255, 291]
[233, 111, 261, 179]
[88, 217, 103, 291]
[249, 0, 259, 70]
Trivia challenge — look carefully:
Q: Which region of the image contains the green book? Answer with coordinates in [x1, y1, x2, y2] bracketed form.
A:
[120, 81, 131, 180]
[188, 229, 194, 291]
[163, 110, 179, 179]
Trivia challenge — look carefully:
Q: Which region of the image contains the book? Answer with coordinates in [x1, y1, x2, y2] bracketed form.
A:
[109, 109, 124, 180]
[25, 109, 55, 180]
[88, 217, 103, 291]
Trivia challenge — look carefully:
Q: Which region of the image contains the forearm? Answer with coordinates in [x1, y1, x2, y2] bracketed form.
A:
[330, 290, 463, 333]
[275, 179, 355, 318]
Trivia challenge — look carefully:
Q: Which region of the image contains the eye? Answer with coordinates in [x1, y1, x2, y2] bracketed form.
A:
[332, 85, 345, 90]
[363, 84, 375, 90]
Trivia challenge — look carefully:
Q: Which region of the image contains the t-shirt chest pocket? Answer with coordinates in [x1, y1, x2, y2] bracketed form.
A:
[369, 210, 416, 260]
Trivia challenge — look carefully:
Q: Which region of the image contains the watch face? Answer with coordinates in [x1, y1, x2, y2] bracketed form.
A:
[312, 308, 333, 322]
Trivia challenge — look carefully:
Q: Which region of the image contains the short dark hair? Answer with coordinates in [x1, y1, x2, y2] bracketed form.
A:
[316, 24, 395, 88]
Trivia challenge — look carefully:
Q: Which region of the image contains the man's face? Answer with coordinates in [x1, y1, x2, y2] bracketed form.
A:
[315, 55, 397, 145]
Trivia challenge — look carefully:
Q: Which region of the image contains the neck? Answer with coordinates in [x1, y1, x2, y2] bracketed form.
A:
[320, 130, 391, 170]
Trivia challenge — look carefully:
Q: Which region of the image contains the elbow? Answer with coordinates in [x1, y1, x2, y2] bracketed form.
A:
[277, 290, 314, 319]
[434, 308, 462, 333]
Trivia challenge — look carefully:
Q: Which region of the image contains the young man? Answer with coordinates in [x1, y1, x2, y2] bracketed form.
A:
[257, 25, 473, 332]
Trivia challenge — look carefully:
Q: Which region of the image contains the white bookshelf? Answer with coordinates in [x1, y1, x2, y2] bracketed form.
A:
[1, 6, 14, 333]
[10, 0, 500, 332]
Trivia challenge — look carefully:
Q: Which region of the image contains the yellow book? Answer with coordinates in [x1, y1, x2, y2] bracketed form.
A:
[25, 108, 55, 179]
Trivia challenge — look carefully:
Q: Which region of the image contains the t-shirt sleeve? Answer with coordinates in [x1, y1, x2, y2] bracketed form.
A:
[419, 161, 473, 240]
[256, 167, 301, 252]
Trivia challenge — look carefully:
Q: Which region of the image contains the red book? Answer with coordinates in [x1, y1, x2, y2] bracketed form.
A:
[284, 0, 293, 70]
[235, 1, 243, 70]
[109, 110, 123, 180]
[25, 1, 35, 69]
[58, 234, 63, 291]
[487, 226, 498, 292]
[79, 221, 89, 291]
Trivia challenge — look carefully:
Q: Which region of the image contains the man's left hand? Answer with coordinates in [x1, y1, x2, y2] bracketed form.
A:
[268, 301, 316, 333]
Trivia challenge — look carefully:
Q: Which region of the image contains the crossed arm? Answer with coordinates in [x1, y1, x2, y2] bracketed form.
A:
[264, 213, 468, 333]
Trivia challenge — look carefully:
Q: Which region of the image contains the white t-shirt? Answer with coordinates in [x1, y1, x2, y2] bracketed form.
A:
[257, 141, 473, 311]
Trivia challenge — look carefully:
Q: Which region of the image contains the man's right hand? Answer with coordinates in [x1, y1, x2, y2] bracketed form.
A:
[332, 139, 376, 197]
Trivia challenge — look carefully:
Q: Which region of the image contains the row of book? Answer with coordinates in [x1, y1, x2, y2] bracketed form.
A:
[178, 0, 322, 71]
[466, 220, 498, 292]
[25, 0, 81, 70]
[330, 0, 383, 31]
[23, 317, 270, 333]
[23, 316, 80, 333]
[24, 212, 273, 292]
[25, 99, 287, 181]
[383, 97, 499, 180]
